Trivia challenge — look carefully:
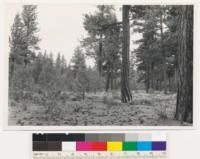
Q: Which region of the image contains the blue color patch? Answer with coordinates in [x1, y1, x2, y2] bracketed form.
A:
[137, 142, 152, 151]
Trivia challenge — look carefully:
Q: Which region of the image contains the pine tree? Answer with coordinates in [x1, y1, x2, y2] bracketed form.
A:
[9, 5, 40, 96]
[71, 47, 88, 100]
[38, 51, 56, 89]
[121, 5, 132, 103]
[71, 47, 86, 78]
[175, 5, 193, 123]
[9, 13, 26, 87]
[32, 52, 43, 84]
[55, 53, 61, 75]
[21, 5, 40, 65]
[82, 5, 122, 91]
[61, 55, 67, 75]
[157, 6, 168, 93]
[132, 6, 178, 92]
[165, 6, 180, 92]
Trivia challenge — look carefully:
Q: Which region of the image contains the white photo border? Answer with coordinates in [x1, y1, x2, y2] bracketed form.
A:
[1, 0, 199, 131]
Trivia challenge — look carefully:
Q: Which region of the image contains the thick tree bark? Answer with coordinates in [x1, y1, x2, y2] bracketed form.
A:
[175, 6, 193, 123]
[121, 5, 132, 103]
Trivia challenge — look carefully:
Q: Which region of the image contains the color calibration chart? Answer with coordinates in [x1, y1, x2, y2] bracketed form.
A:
[32, 133, 167, 159]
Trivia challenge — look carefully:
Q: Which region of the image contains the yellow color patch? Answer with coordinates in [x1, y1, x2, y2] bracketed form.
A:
[107, 142, 122, 151]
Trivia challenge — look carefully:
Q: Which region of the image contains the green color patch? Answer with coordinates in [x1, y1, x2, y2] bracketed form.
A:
[123, 142, 137, 151]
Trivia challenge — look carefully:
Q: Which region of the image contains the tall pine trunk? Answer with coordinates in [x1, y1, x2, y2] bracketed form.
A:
[151, 62, 154, 90]
[106, 71, 111, 92]
[98, 33, 103, 76]
[121, 5, 132, 103]
[146, 65, 150, 93]
[175, 6, 193, 123]
[159, 11, 167, 94]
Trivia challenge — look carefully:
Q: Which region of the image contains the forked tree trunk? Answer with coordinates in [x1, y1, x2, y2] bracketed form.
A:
[175, 6, 193, 123]
[121, 5, 132, 103]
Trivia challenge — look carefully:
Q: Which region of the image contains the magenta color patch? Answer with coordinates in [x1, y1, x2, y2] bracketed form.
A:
[76, 142, 93, 151]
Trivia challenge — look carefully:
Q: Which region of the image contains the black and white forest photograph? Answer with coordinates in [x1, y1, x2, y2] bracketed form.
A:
[7, 4, 193, 126]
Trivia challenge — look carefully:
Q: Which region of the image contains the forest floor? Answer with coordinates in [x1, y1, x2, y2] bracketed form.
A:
[8, 90, 191, 126]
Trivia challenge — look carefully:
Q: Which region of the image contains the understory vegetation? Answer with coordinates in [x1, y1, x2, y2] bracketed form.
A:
[9, 90, 183, 126]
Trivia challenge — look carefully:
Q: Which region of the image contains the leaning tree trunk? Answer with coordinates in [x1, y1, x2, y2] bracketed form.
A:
[121, 5, 132, 103]
[175, 6, 193, 123]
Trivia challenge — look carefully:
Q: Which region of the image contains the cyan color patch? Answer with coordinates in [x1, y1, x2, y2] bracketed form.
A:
[137, 142, 152, 151]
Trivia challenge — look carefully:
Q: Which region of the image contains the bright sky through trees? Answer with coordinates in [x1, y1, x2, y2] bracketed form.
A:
[6, 4, 140, 66]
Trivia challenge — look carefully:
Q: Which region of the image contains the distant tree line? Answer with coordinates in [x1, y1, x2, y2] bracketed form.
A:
[9, 5, 104, 101]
